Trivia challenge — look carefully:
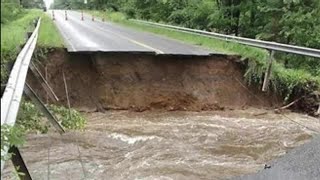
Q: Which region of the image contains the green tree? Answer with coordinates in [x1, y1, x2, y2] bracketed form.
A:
[48, 0, 320, 74]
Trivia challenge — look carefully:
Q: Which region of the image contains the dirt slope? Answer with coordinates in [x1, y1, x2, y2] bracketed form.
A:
[28, 49, 279, 112]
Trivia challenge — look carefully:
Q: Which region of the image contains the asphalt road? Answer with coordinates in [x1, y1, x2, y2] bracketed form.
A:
[235, 135, 320, 180]
[50, 10, 216, 56]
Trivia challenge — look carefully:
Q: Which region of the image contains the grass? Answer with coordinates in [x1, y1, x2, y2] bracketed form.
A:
[1, 9, 63, 62]
[1, 9, 63, 82]
[88, 10, 320, 103]
[1, 10, 37, 63]
[38, 11, 64, 47]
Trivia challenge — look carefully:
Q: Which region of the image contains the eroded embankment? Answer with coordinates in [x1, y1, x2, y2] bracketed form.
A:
[28, 49, 279, 112]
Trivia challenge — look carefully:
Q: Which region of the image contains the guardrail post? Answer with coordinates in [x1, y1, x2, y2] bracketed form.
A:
[25, 32, 32, 42]
[33, 18, 38, 27]
[1, 84, 6, 97]
[262, 50, 274, 92]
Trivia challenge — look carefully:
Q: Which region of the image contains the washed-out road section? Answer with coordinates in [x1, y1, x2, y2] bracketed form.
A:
[50, 10, 217, 56]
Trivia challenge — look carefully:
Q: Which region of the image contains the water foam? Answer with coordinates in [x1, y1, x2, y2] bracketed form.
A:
[109, 133, 160, 144]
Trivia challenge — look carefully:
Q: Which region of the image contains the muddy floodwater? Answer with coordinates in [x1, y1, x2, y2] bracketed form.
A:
[3, 109, 320, 180]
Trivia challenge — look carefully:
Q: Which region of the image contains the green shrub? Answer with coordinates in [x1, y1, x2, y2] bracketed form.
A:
[16, 101, 87, 133]
[1, 1, 23, 24]
[1, 125, 25, 161]
[49, 105, 86, 130]
[17, 101, 48, 133]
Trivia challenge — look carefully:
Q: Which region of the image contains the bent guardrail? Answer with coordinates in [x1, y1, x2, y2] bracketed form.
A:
[1, 17, 64, 177]
[1, 18, 41, 172]
[133, 20, 320, 58]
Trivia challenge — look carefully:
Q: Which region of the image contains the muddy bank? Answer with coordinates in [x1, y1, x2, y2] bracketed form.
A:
[28, 49, 279, 112]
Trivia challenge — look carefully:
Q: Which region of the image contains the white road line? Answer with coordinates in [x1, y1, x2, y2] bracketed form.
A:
[54, 10, 164, 54]
[50, 11, 76, 51]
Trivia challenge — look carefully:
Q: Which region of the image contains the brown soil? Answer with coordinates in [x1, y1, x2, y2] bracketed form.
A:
[28, 49, 280, 112]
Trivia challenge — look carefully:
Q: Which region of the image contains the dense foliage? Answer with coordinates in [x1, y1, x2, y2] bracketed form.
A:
[1, 0, 22, 24]
[1, 125, 25, 161]
[21, 0, 46, 9]
[16, 102, 87, 133]
[52, 0, 320, 75]
[1, 0, 45, 24]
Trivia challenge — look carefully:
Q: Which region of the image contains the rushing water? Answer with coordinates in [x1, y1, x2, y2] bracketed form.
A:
[3, 109, 320, 180]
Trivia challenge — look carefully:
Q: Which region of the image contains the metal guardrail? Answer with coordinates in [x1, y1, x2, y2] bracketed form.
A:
[133, 19, 320, 92]
[1, 18, 41, 171]
[133, 20, 320, 58]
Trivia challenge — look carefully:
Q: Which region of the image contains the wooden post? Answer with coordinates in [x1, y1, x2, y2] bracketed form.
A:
[52, 10, 55, 20]
[262, 50, 274, 92]
[29, 62, 59, 102]
[45, 66, 49, 104]
[63, 72, 72, 119]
